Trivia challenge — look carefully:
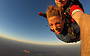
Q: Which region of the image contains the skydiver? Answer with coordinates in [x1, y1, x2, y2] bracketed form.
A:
[55, 0, 90, 55]
[54, 0, 84, 25]
[38, 0, 84, 43]
[54, 0, 85, 42]
[38, 5, 80, 43]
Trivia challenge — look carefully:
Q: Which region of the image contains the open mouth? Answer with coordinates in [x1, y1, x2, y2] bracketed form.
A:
[56, 31, 61, 35]
[55, 28, 62, 34]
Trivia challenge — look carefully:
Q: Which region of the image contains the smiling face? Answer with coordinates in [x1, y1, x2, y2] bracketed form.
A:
[55, 0, 68, 7]
[48, 16, 65, 34]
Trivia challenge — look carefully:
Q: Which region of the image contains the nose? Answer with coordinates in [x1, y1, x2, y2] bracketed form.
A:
[53, 25, 57, 31]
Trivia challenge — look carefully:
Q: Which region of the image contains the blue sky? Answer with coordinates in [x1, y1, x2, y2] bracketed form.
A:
[0, 0, 90, 43]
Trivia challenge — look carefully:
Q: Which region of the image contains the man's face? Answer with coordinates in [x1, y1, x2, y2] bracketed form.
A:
[48, 16, 64, 35]
[55, 0, 68, 7]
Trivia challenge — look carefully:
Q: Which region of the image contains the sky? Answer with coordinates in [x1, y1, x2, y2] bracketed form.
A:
[0, 0, 90, 45]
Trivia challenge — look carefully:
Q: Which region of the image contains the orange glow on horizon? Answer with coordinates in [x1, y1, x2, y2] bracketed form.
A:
[0, 34, 80, 46]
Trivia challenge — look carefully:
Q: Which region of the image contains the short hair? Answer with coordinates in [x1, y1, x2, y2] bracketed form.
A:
[46, 6, 63, 19]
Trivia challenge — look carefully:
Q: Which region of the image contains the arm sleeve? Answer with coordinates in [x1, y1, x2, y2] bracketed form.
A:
[70, 5, 84, 16]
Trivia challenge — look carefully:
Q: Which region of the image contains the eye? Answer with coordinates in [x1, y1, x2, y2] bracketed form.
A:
[56, 22, 61, 25]
[49, 24, 53, 27]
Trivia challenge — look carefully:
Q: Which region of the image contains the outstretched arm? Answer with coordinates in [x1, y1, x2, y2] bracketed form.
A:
[72, 11, 90, 56]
